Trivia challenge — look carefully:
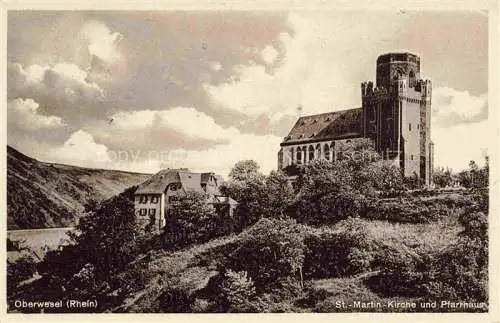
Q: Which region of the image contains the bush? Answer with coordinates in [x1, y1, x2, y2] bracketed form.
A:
[227, 218, 306, 292]
[157, 286, 193, 313]
[7, 254, 37, 293]
[208, 270, 259, 313]
[369, 204, 488, 309]
[295, 160, 367, 226]
[303, 219, 377, 278]
[369, 246, 437, 297]
[362, 194, 474, 224]
[164, 191, 224, 247]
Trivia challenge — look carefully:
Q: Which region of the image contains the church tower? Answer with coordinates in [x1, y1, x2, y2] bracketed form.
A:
[361, 53, 433, 185]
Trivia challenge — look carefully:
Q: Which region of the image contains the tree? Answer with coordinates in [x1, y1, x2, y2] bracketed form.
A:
[228, 160, 262, 182]
[69, 186, 144, 279]
[295, 159, 365, 225]
[164, 191, 218, 244]
[228, 218, 306, 291]
[7, 254, 37, 294]
[261, 170, 295, 218]
[211, 270, 258, 312]
[433, 166, 455, 188]
[357, 161, 403, 195]
[221, 161, 295, 227]
[456, 158, 489, 189]
[38, 186, 145, 289]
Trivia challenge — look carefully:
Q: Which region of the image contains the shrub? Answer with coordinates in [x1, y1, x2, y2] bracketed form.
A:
[303, 219, 377, 278]
[209, 270, 259, 313]
[369, 246, 437, 297]
[370, 206, 488, 309]
[157, 286, 193, 313]
[227, 218, 306, 291]
[7, 254, 37, 293]
[164, 191, 221, 247]
[295, 160, 367, 225]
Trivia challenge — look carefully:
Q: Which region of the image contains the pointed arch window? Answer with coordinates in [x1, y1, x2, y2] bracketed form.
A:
[308, 146, 315, 161]
[324, 144, 330, 161]
[296, 148, 302, 164]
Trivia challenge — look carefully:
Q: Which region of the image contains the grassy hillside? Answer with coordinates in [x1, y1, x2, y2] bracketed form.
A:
[111, 217, 463, 313]
[7, 145, 150, 230]
[8, 187, 486, 313]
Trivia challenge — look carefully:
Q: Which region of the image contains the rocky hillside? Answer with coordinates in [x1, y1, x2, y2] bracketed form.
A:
[7, 145, 150, 230]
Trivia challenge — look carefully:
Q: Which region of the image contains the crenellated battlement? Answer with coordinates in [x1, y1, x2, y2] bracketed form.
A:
[361, 81, 393, 101]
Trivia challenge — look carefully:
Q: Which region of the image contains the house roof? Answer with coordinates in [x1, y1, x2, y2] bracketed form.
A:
[281, 108, 363, 146]
[179, 172, 205, 193]
[135, 169, 180, 194]
[136, 169, 223, 195]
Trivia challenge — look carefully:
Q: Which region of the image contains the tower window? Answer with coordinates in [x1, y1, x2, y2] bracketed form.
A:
[411, 155, 414, 161]
[409, 123, 412, 131]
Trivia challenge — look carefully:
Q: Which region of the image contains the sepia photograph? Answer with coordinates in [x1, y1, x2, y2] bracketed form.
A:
[3, 6, 494, 317]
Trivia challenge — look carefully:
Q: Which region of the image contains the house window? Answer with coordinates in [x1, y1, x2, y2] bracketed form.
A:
[324, 144, 330, 161]
[140, 195, 148, 204]
[149, 209, 156, 216]
[296, 148, 302, 164]
[151, 195, 159, 203]
[140, 208, 147, 216]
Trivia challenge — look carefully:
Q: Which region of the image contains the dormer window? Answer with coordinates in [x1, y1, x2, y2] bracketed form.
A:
[298, 134, 304, 139]
[325, 117, 331, 122]
[312, 119, 317, 124]
[310, 132, 316, 137]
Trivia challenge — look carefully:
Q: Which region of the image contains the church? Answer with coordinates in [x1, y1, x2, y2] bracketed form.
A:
[278, 52, 434, 186]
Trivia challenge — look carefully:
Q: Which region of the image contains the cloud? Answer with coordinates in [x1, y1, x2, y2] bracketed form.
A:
[430, 86, 489, 171]
[168, 133, 283, 178]
[83, 107, 282, 176]
[88, 107, 239, 156]
[8, 61, 105, 123]
[81, 20, 123, 64]
[432, 119, 489, 171]
[48, 130, 112, 168]
[432, 86, 487, 127]
[204, 11, 407, 126]
[8, 98, 64, 131]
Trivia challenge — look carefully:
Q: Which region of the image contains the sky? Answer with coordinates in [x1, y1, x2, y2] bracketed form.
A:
[7, 10, 489, 177]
